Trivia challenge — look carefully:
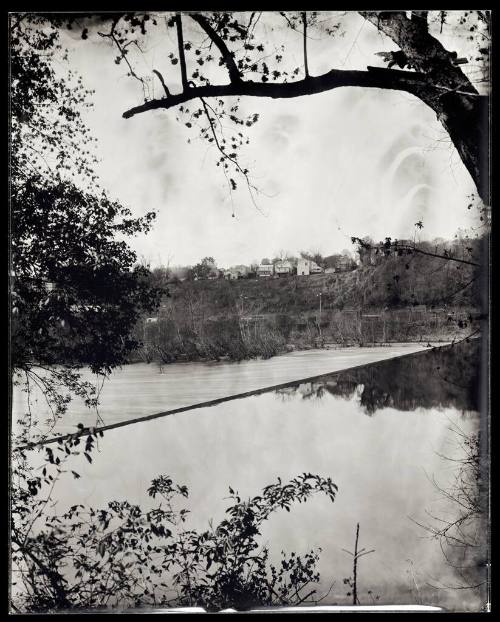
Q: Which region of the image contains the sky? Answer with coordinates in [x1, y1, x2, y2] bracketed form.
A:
[58, 11, 485, 268]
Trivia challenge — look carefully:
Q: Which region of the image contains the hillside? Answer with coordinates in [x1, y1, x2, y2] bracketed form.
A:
[164, 251, 480, 316]
[132, 251, 481, 364]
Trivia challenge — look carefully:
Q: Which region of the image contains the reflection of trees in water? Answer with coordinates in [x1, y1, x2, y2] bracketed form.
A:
[276, 340, 481, 416]
[411, 421, 488, 605]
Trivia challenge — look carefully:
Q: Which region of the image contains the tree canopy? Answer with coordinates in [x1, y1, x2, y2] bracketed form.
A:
[10, 15, 161, 376]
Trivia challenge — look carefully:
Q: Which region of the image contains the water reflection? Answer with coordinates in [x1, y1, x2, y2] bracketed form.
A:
[277, 340, 480, 415]
[16, 340, 487, 612]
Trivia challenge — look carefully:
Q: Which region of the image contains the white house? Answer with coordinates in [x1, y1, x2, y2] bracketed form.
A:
[274, 260, 292, 276]
[257, 263, 274, 277]
[297, 258, 323, 275]
[297, 258, 310, 276]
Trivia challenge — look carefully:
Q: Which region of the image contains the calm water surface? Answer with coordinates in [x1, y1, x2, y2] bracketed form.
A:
[14, 344, 434, 436]
[21, 340, 487, 611]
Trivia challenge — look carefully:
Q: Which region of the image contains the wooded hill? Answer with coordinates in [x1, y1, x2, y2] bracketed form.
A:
[131, 245, 483, 363]
[156, 247, 481, 318]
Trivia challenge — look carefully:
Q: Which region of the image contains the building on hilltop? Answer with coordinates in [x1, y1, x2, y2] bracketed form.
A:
[224, 265, 250, 280]
[274, 260, 293, 277]
[309, 261, 324, 274]
[297, 258, 324, 276]
[257, 262, 274, 277]
[297, 257, 310, 276]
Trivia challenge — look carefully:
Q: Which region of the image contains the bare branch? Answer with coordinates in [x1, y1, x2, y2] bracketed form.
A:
[394, 244, 480, 267]
[198, 97, 262, 211]
[352, 237, 480, 267]
[152, 69, 170, 97]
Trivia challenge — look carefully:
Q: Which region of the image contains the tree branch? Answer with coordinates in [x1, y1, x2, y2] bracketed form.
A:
[302, 12, 310, 78]
[122, 67, 437, 119]
[189, 13, 243, 83]
[394, 244, 480, 267]
[199, 97, 262, 210]
[353, 237, 480, 267]
[360, 11, 477, 94]
[152, 69, 170, 97]
[175, 13, 189, 91]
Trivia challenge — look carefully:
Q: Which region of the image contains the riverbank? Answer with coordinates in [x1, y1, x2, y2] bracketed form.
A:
[131, 308, 476, 366]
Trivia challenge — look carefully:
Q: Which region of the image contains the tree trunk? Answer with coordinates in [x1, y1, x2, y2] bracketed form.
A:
[361, 11, 490, 204]
[437, 93, 490, 205]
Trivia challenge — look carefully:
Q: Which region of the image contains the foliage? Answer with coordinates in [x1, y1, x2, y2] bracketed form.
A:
[191, 257, 218, 280]
[10, 15, 161, 377]
[11, 438, 338, 613]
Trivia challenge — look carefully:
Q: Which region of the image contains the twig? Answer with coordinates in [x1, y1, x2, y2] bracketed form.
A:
[152, 69, 171, 97]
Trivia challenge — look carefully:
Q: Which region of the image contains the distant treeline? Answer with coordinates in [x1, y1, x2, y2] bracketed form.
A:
[132, 305, 477, 364]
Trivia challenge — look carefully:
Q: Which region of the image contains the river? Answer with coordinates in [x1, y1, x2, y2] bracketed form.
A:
[15, 343, 437, 436]
[12, 340, 487, 611]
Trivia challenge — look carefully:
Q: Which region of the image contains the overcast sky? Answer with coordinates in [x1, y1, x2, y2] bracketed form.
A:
[59, 11, 484, 268]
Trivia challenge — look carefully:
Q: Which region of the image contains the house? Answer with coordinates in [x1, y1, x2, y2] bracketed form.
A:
[325, 267, 336, 274]
[224, 265, 250, 280]
[274, 260, 292, 277]
[309, 261, 324, 274]
[297, 258, 324, 275]
[297, 258, 310, 276]
[257, 263, 274, 277]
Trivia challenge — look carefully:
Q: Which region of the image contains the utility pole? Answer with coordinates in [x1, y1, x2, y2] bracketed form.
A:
[317, 292, 323, 342]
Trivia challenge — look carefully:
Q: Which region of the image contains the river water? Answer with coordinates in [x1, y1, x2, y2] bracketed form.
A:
[14, 343, 436, 436]
[13, 341, 488, 611]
